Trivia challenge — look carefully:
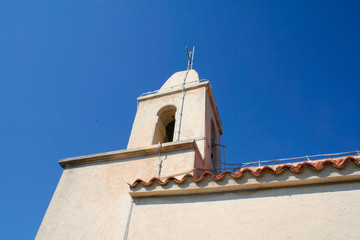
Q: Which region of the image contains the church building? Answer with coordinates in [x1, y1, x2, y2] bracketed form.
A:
[36, 67, 360, 240]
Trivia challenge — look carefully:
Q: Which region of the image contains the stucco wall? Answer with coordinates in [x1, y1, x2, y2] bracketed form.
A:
[205, 89, 222, 172]
[36, 149, 196, 240]
[128, 181, 360, 240]
[127, 87, 206, 150]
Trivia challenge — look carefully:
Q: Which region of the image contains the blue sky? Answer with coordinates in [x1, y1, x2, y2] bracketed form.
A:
[1, 1, 360, 238]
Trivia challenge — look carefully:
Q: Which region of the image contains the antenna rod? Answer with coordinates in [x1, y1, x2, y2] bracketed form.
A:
[186, 46, 192, 70]
[190, 46, 195, 69]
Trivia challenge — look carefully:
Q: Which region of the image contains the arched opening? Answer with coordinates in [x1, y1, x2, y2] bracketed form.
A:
[152, 105, 177, 144]
[165, 120, 175, 142]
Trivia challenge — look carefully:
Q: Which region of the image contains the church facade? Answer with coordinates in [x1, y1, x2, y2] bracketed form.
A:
[36, 69, 360, 240]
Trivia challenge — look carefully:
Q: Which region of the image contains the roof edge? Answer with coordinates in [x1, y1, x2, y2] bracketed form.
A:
[59, 139, 197, 168]
[137, 81, 208, 102]
[129, 156, 360, 197]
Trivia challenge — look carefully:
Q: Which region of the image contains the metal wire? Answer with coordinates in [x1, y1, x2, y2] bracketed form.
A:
[139, 79, 209, 97]
[216, 150, 360, 171]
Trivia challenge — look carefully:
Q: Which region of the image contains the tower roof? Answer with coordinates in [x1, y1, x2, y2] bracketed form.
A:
[160, 69, 199, 90]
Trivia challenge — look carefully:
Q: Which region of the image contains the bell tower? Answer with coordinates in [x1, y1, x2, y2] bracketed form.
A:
[36, 66, 223, 240]
[127, 68, 223, 175]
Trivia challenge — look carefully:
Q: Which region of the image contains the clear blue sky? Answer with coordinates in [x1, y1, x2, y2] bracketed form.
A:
[1, 1, 360, 238]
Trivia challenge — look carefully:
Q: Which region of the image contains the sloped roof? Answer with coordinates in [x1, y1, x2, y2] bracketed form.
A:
[128, 156, 360, 188]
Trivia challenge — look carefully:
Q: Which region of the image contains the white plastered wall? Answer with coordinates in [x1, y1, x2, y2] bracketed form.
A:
[36, 149, 196, 240]
[128, 181, 360, 240]
[127, 87, 206, 157]
[204, 89, 222, 172]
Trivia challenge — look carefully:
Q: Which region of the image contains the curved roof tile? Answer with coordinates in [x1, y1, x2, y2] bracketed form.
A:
[128, 156, 360, 188]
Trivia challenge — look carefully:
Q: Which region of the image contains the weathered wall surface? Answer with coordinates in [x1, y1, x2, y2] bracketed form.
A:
[127, 87, 206, 153]
[128, 181, 360, 240]
[204, 89, 222, 172]
[36, 150, 196, 240]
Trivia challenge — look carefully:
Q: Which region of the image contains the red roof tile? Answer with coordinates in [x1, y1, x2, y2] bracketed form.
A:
[128, 156, 360, 188]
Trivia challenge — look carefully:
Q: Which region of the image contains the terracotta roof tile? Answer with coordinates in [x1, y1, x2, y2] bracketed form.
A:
[128, 156, 360, 188]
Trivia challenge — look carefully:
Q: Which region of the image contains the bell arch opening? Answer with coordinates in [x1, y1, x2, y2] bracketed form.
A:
[152, 105, 177, 144]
